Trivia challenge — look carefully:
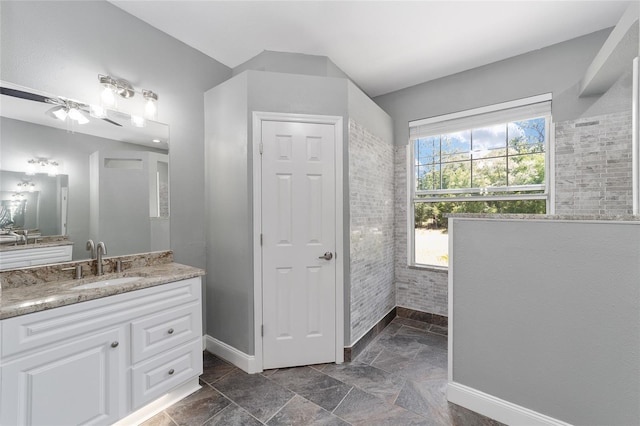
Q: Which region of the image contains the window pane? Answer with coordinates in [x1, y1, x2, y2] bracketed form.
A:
[471, 124, 506, 159]
[417, 164, 441, 190]
[442, 161, 471, 189]
[441, 131, 470, 162]
[414, 203, 448, 267]
[472, 157, 507, 187]
[508, 119, 545, 155]
[416, 136, 440, 165]
[414, 199, 546, 267]
[509, 153, 545, 186]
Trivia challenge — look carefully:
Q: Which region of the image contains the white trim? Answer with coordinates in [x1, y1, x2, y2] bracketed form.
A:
[251, 111, 345, 370]
[447, 219, 454, 383]
[633, 57, 639, 214]
[447, 382, 573, 426]
[409, 93, 552, 128]
[406, 144, 414, 266]
[205, 335, 259, 374]
[548, 120, 556, 214]
[113, 378, 200, 426]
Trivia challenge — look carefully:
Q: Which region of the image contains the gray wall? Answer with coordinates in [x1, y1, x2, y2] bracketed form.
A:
[205, 62, 394, 353]
[204, 73, 251, 354]
[374, 29, 614, 147]
[0, 0, 231, 269]
[450, 218, 640, 425]
[205, 69, 350, 354]
[233, 50, 349, 80]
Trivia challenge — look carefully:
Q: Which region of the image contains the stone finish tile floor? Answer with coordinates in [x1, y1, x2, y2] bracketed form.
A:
[142, 318, 503, 425]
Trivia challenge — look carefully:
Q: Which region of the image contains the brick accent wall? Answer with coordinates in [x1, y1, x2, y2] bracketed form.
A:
[393, 145, 448, 317]
[349, 119, 395, 344]
[555, 110, 633, 215]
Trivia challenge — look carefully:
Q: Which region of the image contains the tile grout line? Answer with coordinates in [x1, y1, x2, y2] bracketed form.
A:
[262, 393, 297, 425]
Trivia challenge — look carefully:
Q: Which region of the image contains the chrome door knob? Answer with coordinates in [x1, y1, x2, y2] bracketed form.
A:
[318, 252, 333, 260]
[111, 341, 119, 348]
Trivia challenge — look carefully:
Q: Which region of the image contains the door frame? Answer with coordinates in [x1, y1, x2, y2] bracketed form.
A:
[252, 111, 344, 372]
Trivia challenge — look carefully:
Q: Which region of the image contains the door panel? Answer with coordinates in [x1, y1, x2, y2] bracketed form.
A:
[262, 120, 336, 369]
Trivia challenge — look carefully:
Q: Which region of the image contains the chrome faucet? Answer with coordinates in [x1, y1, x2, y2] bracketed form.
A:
[96, 241, 107, 276]
[86, 240, 95, 258]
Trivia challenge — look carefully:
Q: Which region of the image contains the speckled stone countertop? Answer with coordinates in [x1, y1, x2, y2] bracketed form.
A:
[445, 213, 640, 221]
[0, 251, 205, 320]
[0, 236, 72, 252]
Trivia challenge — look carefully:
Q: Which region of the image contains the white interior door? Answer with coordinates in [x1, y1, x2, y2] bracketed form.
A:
[261, 120, 336, 369]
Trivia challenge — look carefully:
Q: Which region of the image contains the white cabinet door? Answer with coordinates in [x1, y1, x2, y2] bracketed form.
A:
[0, 328, 125, 426]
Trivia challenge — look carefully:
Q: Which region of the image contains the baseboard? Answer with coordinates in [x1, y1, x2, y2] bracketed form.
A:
[114, 378, 200, 426]
[205, 335, 260, 374]
[344, 307, 396, 361]
[447, 382, 572, 426]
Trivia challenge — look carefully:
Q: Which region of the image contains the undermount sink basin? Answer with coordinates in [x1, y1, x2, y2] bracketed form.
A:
[71, 277, 141, 290]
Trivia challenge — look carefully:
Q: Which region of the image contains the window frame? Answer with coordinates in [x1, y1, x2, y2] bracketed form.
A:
[407, 95, 555, 269]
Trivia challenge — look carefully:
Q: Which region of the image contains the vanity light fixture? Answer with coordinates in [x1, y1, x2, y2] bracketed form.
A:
[17, 182, 35, 192]
[98, 74, 159, 123]
[26, 159, 58, 176]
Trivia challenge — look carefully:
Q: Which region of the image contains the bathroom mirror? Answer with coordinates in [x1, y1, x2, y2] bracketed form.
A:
[0, 81, 170, 261]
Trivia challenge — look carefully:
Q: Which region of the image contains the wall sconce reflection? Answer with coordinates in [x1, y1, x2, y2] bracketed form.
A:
[26, 159, 59, 176]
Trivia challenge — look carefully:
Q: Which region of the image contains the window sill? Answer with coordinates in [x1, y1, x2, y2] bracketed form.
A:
[408, 264, 448, 273]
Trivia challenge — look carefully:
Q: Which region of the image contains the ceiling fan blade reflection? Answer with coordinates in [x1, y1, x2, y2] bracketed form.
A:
[101, 117, 123, 127]
[1, 87, 51, 103]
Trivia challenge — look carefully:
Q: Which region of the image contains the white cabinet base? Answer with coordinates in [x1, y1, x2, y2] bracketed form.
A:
[114, 377, 201, 426]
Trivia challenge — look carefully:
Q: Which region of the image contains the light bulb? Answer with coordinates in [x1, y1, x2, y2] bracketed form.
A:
[28, 183, 35, 192]
[68, 108, 89, 124]
[47, 161, 59, 177]
[131, 115, 146, 128]
[101, 86, 116, 107]
[26, 160, 36, 176]
[145, 98, 157, 120]
[142, 90, 158, 121]
[52, 107, 68, 121]
[90, 104, 106, 118]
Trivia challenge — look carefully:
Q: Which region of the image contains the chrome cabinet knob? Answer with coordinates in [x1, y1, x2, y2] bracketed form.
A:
[111, 341, 119, 348]
[168, 369, 175, 375]
[168, 328, 174, 334]
[318, 252, 333, 260]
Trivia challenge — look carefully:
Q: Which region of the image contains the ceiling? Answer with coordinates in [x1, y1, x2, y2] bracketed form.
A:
[110, 1, 633, 98]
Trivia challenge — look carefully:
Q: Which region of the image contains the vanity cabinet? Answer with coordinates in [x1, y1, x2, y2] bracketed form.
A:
[0, 277, 202, 426]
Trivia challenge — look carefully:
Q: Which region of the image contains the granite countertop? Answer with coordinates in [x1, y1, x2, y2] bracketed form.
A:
[0, 236, 73, 252]
[445, 213, 640, 221]
[0, 260, 205, 320]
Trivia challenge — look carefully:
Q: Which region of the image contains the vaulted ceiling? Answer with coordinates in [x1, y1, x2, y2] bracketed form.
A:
[111, 1, 633, 97]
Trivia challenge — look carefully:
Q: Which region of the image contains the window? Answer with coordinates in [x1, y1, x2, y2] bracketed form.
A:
[409, 95, 552, 267]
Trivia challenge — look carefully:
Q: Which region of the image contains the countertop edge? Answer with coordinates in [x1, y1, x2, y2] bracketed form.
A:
[0, 263, 205, 320]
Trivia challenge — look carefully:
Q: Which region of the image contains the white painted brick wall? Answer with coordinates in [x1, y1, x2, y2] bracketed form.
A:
[555, 110, 633, 215]
[349, 119, 395, 344]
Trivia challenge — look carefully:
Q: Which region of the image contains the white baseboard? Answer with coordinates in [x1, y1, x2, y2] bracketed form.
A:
[114, 378, 200, 426]
[447, 382, 572, 426]
[205, 335, 260, 374]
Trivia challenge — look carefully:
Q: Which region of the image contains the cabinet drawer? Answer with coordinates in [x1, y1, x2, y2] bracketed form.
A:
[131, 339, 203, 409]
[1, 277, 201, 359]
[0, 245, 72, 271]
[131, 301, 200, 363]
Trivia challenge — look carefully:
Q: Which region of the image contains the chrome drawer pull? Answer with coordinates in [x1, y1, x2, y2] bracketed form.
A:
[167, 328, 174, 335]
[168, 369, 175, 375]
[111, 341, 119, 348]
